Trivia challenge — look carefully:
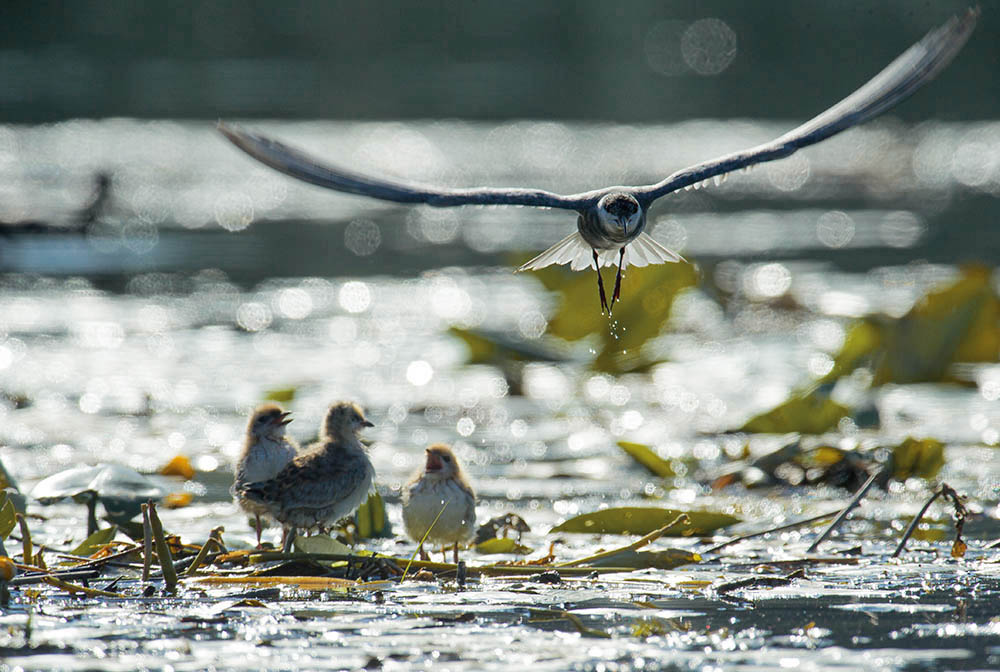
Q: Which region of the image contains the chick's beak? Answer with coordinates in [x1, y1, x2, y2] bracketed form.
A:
[362, 420, 374, 428]
[425, 450, 443, 472]
[278, 411, 293, 426]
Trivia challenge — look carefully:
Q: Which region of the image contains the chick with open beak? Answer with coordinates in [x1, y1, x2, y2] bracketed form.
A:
[231, 404, 298, 548]
[402, 444, 477, 563]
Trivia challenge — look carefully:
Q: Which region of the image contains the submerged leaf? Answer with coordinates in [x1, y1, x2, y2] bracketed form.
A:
[70, 526, 118, 556]
[551, 507, 739, 536]
[618, 441, 675, 478]
[738, 388, 849, 434]
[891, 437, 945, 481]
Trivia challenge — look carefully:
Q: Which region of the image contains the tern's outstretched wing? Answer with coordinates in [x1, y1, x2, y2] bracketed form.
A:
[634, 9, 978, 205]
[219, 123, 594, 211]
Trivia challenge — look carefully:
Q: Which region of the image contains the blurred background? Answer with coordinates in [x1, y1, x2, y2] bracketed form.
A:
[1, 0, 999, 533]
[2, 0, 997, 122]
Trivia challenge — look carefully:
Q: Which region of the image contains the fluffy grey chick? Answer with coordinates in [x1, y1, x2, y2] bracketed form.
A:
[241, 402, 375, 551]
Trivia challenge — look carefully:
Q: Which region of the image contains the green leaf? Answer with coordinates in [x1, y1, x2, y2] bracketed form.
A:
[582, 548, 699, 569]
[891, 437, 945, 481]
[0, 493, 15, 539]
[70, 526, 118, 556]
[474, 537, 533, 555]
[520, 259, 698, 374]
[264, 387, 297, 403]
[551, 507, 739, 536]
[448, 327, 567, 365]
[354, 492, 392, 539]
[738, 389, 849, 434]
[618, 441, 674, 478]
[293, 535, 352, 555]
[822, 266, 1000, 386]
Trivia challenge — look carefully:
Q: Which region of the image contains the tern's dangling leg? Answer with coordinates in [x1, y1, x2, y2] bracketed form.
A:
[610, 247, 626, 312]
[254, 514, 263, 549]
[593, 250, 610, 314]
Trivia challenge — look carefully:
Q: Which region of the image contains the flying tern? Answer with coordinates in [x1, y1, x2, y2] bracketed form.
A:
[220, 9, 977, 313]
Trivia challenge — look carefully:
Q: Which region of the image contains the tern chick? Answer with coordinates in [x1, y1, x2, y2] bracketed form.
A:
[402, 444, 477, 563]
[219, 10, 977, 315]
[230, 403, 298, 548]
[240, 402, 375, 552]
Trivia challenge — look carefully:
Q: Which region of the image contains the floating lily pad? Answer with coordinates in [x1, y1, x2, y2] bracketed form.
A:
[581, 548, 699, 569]
[551, 507, 739, 536]
[474, 537, 532, 555]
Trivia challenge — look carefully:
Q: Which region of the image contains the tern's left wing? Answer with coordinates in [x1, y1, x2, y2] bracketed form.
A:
[634, 9, 977, 205]
[219, 123, 593, 211]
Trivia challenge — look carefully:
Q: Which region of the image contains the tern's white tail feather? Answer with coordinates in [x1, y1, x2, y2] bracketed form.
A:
[517, 232, 682, 272]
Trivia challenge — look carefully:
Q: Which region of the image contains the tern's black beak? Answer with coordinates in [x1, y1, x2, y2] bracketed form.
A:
[362, 420, 374, 428]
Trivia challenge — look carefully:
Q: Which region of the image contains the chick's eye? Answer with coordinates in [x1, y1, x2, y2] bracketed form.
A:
[442, 455, 451, 463]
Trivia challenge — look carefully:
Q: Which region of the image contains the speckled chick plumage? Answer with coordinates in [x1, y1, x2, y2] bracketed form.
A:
[231, 403, 298, 520]
[402, 444, 477, 549]
[241, 402, 375, 533]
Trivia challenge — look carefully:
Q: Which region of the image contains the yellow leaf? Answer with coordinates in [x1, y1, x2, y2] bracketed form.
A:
[159, 455, 195, 480]
[0, 556, 15, 581]
[354, 492, 391, 539]
[264, 387, 297, 403]
[618, 441, 674, 478]
[164, 492, 194, 509]
[551, 507, 739, 536]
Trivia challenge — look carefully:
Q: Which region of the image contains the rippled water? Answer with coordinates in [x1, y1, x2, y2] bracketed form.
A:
[1, 120, 999, 670]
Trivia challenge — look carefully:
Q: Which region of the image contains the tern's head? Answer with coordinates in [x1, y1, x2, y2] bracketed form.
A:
[422, 444, 462, 480]
[247, 403, 292, 440]
[596, 193, 642, 238]
[322, 401, 374, 439]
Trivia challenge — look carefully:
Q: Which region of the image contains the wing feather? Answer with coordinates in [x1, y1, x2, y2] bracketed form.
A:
[219, 123, 594, 210]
